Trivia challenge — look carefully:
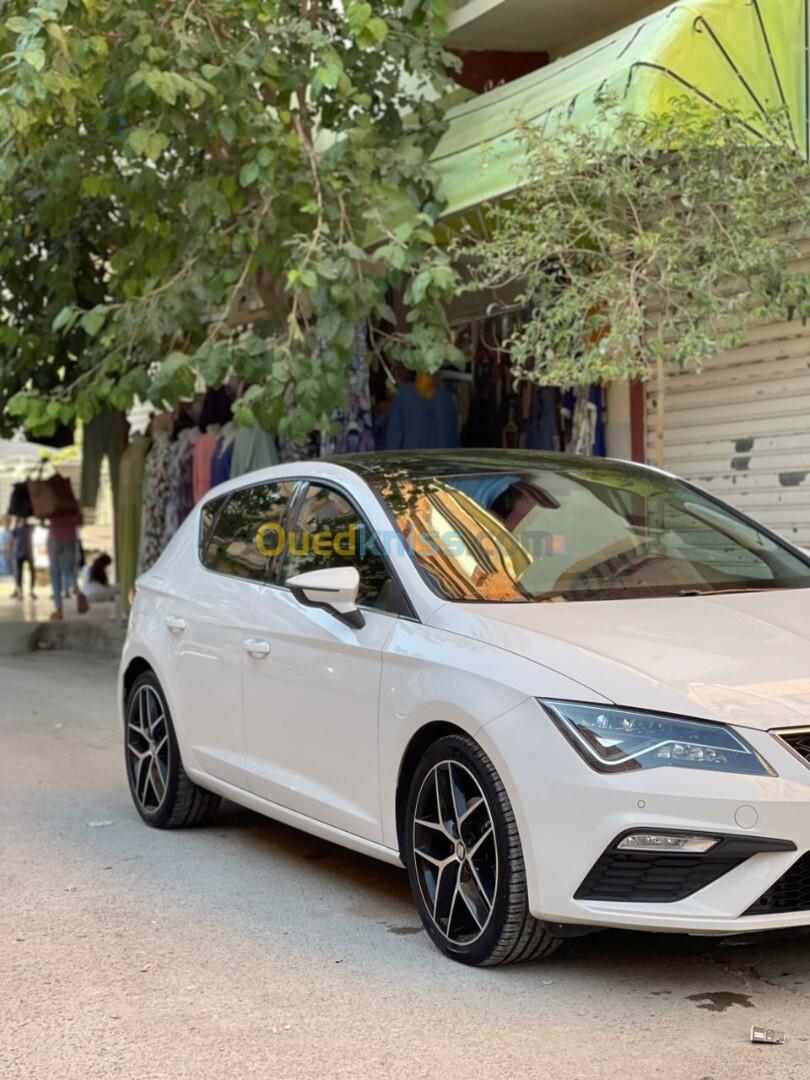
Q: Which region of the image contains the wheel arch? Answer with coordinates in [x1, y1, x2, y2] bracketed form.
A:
[394, 720, 469, 859]
[122, 656, 154, 713]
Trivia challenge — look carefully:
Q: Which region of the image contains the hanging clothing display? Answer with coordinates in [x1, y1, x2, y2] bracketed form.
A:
[81, 410, 125, 510]
[561, 386, 606, 457]
[230, 425, 280, 478]
[192, 427, 220, 504]
[118, 434, 149, 613]
[461, 344, 510, 448]
[523, 385, 562, 451]
[138, 430, 172, 574]
[163, 427, 199, 546]
[210, 424, 237, 487]
[385, 379, 460, 451]
[178, 434, 197, 525]
[320, 324, 375, 457]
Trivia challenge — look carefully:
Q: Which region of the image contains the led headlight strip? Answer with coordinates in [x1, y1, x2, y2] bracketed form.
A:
[542, 701, 775, 776]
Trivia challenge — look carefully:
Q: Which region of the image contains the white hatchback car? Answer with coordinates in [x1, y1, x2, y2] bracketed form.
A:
[121, 450, 810, 965]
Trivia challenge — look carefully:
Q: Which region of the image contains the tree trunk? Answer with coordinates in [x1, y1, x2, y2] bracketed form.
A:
[655, 349, 666, 468]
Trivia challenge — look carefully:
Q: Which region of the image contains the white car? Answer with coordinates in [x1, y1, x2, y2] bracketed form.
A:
[121, 450, 810, 966]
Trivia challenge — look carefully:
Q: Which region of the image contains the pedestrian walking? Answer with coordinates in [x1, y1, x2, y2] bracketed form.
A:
[0, 516, 11, 579]
[9, 517, 37, 601]
[47, 511, 86, 620]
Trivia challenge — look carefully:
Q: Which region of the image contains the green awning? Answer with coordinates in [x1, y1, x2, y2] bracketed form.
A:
[432, 0, 809, 217]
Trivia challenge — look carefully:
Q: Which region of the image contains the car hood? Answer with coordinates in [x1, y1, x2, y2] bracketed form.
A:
[428, 589, 810, 731]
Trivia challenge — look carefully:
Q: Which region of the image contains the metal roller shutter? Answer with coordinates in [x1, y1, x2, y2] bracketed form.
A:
[645, 317, 810, 547]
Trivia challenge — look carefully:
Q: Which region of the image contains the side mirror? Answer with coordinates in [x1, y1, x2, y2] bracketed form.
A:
[287, 566, 366, 630]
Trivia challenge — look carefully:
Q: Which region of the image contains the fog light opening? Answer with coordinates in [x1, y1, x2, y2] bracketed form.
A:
[616, 832, 720, 854]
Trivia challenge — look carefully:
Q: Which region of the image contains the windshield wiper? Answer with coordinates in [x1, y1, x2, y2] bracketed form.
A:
[677, 585, 776, 597]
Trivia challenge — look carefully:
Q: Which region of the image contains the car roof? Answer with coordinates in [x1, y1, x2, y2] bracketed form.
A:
[322, 449, 652, 481]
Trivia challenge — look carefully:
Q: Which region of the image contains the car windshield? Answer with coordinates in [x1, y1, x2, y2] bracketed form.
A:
[369, 459, 810, 603]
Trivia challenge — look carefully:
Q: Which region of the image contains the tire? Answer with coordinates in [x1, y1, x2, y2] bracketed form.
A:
[403, 733, 560, 966]
[124, 670, 221, 829]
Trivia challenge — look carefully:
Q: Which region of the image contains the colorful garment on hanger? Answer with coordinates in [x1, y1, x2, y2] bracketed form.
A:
[138, 431, 172, 573]
[320, 324, 375, 456]
[230, 425, 280, 478]
[178, 435, 197, 524]
[192, 431, 219, 504]
[385, 381, 460, 451]
[524, 386, 561, 451]
[164, 429, 197, 544]
[562, 386, 606, 456]
[210, 433, 235, 487]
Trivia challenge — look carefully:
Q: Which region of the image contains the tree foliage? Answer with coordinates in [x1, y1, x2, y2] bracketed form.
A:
[0, 0, 462, 440]
[459, 100, 810, 464]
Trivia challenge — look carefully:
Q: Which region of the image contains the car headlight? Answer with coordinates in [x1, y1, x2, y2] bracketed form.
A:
[542, 701, 774, 776]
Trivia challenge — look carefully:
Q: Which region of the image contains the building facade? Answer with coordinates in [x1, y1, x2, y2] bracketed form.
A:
[436, 0, 810, 548]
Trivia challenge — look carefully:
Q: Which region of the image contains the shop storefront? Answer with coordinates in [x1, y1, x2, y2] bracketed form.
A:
[643, 313, 810, 550]
[430, 0, 810, 544]
[73, 0, 810, 604]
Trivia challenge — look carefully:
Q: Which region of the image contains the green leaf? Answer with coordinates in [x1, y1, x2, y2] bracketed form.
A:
[52, 305, 76, 332]
[5, 16, 31, 34]
[366, 17, 388, 43]
[127, 127, 150, 155]
[146, 131, 169, 161]
[22, 48, 46, 71]
[218, 115, 236, 144]
[239, 161, 259, 187]
[160, 351, 190, 376]
[241, 384, 263, 403]
[79, 308, 108, 337]
[316, 53, 343, 90]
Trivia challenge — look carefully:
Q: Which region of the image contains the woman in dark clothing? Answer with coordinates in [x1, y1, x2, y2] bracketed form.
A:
[9, 517, 37, 601]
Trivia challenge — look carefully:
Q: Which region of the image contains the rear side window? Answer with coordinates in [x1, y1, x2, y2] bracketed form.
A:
[202, 481, 296, 582]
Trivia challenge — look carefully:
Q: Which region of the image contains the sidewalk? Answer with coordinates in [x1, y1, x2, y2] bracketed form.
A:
[0, 584, 124, 658]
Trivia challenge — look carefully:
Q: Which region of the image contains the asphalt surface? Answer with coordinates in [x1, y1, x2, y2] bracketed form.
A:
[3, 652, 810, 1079]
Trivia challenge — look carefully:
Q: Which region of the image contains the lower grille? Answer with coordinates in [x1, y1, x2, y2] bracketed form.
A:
[745, 853, 810, 915]
[575, 851, 746, 903]
[576, 832, 797, 905]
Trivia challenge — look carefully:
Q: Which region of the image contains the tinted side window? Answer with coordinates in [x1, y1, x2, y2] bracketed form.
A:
[203, 482, 296, 582]
[278, 484, 402, 612]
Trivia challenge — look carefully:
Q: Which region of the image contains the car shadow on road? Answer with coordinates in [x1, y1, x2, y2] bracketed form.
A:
[211, 801, 810, 992]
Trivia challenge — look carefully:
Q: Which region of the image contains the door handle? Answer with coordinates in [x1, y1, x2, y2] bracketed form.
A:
[164, 615, 187, 633]
[244, 638, 272, 659]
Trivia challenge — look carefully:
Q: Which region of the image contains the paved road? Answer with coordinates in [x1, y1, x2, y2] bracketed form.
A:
[2, 653, 810, 1079]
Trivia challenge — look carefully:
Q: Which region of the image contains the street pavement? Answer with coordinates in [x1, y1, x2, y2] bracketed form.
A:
[2, 652, 810, 1079]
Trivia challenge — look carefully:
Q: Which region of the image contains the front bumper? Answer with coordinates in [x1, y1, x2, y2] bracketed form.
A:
[481, 699, 810, 935]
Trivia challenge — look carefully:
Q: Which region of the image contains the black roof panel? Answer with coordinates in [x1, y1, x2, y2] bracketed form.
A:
[325, 449, 637, 480]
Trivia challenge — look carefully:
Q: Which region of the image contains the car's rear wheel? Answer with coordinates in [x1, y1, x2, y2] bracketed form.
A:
[404, 733, 560, 966]
[125, 670, 220, 829]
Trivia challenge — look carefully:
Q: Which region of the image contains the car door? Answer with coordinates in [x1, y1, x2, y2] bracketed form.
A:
[241, 479, 410, 842]
[166, 481, 296, 790]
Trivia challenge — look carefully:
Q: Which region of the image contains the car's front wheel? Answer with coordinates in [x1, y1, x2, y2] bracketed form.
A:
[125, 670, 221, 829]
[404, 733, 560, 966]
